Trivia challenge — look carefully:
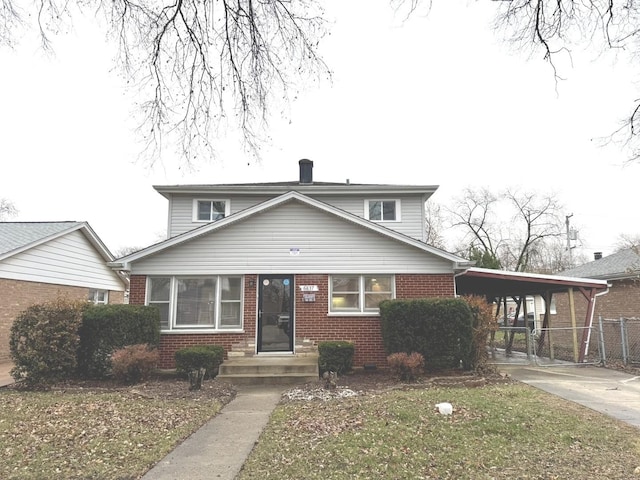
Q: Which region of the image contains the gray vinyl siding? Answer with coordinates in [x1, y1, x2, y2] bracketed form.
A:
[166, 193, 426, 240]
[133, 201, 452, 276]
[0, 230, 125, 290]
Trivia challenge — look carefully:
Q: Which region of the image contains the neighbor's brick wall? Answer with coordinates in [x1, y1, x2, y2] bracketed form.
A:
[129, 273, 456, 369]
[0, 279, 124, 363]
[546, 279, 640, 360]
[553, 279, 640, 326]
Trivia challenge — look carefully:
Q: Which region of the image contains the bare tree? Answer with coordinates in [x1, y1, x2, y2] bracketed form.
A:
[1, 1, 330, 166]
[0, 198, 18, 220]
[447, 187, 504, 267]
[491, 1, 640, 160]
[447, 187, 566, 272]
[424, 200, 447, 249]
[615, 233, 640, 251]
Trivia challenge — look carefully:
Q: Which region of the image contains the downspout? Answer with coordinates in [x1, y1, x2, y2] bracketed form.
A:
[578, 286, 610, 363]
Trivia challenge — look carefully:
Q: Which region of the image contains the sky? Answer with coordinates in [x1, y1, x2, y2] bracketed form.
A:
[1, 0, 638, 260]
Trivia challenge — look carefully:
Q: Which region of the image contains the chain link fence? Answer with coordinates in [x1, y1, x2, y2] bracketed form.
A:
[598, 317, 640, 366]
[488, 325, 602, 366]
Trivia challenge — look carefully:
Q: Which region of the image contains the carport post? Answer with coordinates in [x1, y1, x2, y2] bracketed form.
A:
[568, 288, 579, 363]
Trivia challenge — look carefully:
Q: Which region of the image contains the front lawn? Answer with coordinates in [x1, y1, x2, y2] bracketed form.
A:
[0, 379, 234, 480]
[239, 382, 640, 479]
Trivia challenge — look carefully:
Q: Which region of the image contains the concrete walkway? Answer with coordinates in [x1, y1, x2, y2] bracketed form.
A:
[141, 385, 285, 480]
[501, 364, 640, 428]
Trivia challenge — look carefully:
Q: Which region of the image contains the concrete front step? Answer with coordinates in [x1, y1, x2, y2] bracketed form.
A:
[218, 355, 319, 386]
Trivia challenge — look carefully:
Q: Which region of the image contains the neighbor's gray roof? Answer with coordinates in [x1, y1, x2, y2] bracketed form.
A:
[0, 221, 85, 257]
[560, 248, 640, 280]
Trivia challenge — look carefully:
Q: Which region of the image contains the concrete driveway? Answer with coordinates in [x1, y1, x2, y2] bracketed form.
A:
[0, 362, 12, 387]
[501, 364, 640, 428]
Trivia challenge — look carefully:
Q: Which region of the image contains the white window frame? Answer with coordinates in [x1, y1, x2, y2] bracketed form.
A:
[364, 199, 401, 222]
[329, 275, 395, 315]
[192, 199, 231, 222]
[146, 276, 244, 332]
[88, 289, 109, 304]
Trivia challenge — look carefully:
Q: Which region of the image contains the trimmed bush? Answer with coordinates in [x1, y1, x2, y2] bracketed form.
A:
[9, 298, 86, 389]
[111, 344, 159, 384]
[387, 352, 425, 381]
[318, 341, 354, 376]
[175, 345, 224, 379]
[77, 305, 161, 378]
[379, 298, 474, 371]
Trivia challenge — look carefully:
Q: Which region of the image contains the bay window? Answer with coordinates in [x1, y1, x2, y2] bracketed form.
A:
[147, 276, 242, 330]
[330, 275, 394, 313]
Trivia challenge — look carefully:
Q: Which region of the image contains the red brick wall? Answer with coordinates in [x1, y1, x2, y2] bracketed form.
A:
[129, 273, 455, 368]
[129, 275, 147, 305]
[0, 279, 124, 363]
[553, 279, 640, 326]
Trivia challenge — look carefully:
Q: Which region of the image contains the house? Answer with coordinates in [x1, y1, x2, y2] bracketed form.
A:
[0, 222, 128, 363]
[111, 160, 474, 369]
[558, 249, 640, 319]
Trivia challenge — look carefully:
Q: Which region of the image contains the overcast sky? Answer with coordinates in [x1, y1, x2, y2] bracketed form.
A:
[1, 0, 638, 260]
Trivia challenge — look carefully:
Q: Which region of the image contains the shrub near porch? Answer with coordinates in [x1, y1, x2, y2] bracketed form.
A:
[379, 298, 474, 371]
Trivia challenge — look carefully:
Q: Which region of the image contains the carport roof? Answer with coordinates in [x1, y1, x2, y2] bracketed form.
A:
[455, 267, 609, 299]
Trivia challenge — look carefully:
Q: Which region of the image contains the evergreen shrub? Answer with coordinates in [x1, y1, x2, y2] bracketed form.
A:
[318, 340, 354, 375]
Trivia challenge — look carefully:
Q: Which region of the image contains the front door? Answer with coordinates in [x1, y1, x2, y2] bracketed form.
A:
[257, 275, 294, 353]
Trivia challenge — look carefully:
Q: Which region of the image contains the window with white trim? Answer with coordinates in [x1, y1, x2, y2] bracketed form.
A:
[330, 275, 394, 313]
[147, 276, 242, 330]
[365, 200, 400, 222]
[193, 199, 230, 222]
[88, 289, 109, 305]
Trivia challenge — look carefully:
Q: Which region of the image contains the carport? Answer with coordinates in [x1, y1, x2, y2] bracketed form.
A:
[455, 267, 609, 363]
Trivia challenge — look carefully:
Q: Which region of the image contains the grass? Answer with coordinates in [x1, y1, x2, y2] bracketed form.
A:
[0, 388, 223, 480]
[238, 383, 640, 479]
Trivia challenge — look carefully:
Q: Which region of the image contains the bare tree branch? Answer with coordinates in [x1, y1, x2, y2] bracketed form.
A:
[1, 1, 330, 167]
[0, 198, 18, 220]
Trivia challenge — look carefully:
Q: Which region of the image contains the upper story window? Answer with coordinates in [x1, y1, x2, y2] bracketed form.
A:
[365, 200, 400, 222]
[330, 275, 395, 314]
[193, 199, 230, 222]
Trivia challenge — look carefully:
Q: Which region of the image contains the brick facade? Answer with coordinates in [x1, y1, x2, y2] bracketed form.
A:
[132, 273, 456, 369]
[0, 279, 124, 363]
[549, 279, 640, 358]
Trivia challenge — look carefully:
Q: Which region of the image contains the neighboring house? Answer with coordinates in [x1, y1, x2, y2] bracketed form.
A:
[557, 249, 640, 321]
[0, 222, 128, 363]
[112, 160, 473, 368]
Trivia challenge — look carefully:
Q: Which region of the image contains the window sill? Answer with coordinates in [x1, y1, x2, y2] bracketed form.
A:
[327, 312, 380, 317]
[160, 329, 244, 334]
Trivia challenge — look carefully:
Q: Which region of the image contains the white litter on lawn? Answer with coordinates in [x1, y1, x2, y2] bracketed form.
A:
[284, 387, 361, 401]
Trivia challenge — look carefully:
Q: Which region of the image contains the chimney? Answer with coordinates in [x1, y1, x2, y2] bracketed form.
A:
[594, 252, 603, 260]
[299, 159, 313, 184]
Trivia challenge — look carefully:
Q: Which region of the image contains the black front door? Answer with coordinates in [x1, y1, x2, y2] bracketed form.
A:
[257, 275, 294, 353]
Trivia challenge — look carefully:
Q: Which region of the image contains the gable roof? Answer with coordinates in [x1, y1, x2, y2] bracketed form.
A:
[560, 248, 640, 281]
[110, 191, 471, 270]
[153, 181, 438, 200]
[0, 221, 115, 263]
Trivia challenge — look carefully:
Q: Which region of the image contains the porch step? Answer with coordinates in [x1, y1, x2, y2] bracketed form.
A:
[217, 355, 319, 386]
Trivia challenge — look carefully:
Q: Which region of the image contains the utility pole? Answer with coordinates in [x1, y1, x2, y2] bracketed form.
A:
[566, 214, 575, 266]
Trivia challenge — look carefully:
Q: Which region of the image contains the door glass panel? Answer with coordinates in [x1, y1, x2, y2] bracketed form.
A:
[259, 277, 292, 352]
